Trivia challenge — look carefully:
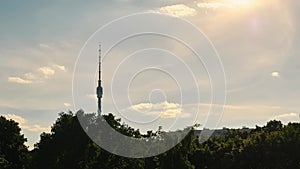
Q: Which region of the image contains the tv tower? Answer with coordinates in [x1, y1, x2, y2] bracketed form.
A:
[97, 44, 103, 116]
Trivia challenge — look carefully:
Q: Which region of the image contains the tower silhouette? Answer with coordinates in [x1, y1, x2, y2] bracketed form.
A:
[97, 44, 103, 116]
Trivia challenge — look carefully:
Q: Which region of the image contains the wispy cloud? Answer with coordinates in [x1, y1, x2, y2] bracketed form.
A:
[8, 64, 66, 84]
[199, 103, 281, 111]
[22, 124, 50, 132]
[8, 77, 33, 84]
[158, 4, 197, 17]
[38, 43, 51, 49]
[274, 112, 298, 119]
[53, 64, 66, 71]
[24, 73, 37, 80]
[123, 101, 282, 120]
[3, 114, 50, 132]
[59, 41, 72, 48]
[3, 114, 26, 124]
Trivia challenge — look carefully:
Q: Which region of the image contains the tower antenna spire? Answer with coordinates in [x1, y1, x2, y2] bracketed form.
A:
[97, 43, 103, 116]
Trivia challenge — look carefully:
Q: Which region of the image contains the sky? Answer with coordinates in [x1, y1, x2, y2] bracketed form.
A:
[0, 0, 300, 148]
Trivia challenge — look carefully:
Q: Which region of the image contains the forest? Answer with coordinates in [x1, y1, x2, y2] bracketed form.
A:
[0, 110, 299, 169]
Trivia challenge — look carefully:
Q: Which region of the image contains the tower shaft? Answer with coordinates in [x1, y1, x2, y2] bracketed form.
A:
[97, 44, 103, 116]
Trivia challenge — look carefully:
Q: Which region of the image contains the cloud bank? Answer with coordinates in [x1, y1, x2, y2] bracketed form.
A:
[8, 64, 66, 84]
[158, 4, 197, 17]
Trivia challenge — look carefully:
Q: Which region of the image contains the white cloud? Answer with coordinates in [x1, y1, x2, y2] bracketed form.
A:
[63, 102, 72, 107]
[124, 102, 282, 120]
[53, 64, 66, 71]
[130, 102, 152, 111]
[3, 114, 26, 124]
[158, 4, 197, 17]
[3, 114, 50, 132]
[147, 108, 182, 119]
[8, 77, 32, 84]
[38, 66, 55, 78]
[126, 101, 184, 119]
[271, 71, 280, 77]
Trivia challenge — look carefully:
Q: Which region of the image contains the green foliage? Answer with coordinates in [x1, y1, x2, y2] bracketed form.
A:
[31, 111, 93, 169]
[31, 111, 146, 169]
[191, 121, 300, 169]
[1, 111, 300, 169]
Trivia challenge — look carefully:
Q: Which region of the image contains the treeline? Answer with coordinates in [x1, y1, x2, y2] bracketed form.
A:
[0, 111, 300, 169]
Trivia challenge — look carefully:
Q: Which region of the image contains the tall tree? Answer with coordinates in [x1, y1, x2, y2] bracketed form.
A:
[0, 116, 29, 169]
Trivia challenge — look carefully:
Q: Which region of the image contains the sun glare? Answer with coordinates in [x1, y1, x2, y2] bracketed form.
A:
[227, 0, 255, 8]
[197, 0, 255, 9]
[231, 0, 251, 6]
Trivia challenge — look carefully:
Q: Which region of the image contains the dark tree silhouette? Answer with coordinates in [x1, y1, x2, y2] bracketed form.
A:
[1, 111, 300, 169]
[0, 116, 29, 169]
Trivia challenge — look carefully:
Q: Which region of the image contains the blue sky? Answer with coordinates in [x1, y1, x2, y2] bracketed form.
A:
[1, 0, 299, 148]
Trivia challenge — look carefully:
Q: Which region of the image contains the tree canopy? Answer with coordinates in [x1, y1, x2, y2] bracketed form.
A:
[0, 112, 299, 169]
[0, 116, 29, 169]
